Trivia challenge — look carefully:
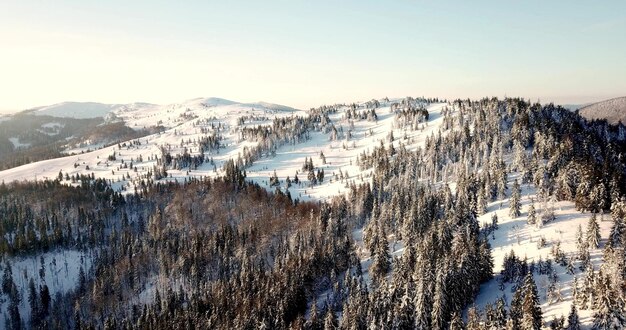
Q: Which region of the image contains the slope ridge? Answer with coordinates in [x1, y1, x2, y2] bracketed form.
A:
[579, 96, 626, 125]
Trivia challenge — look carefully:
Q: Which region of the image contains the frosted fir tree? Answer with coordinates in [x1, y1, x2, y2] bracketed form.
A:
[607, 211, 625, 248]
[509, 284, 523, 328]
[510, 179, 522, 218]
[527, 198, 537, 225]
[566, 304, 580, 330]
[491, 297, 508, 328]
[591, 182, 608, 212]
[512, 140, 526, 172]
[497, 166, 508, 201]
[369, 221, 390, 286]
[587, 213, 601, 249]
[449, 311, 465, 330]
[575, 224, 585, 256]
[572, 277, 580, 305]
[521, 272, 542, 330]
[392, 288, 415, 330]
[578, 245, 591, 273]
[477, 184, 488, 215]
[323, 308, 338, 330]
[540, 194, 556, 224]
[592, 272, 625, 329]
[465, 306, 481, 330]
[430, 267, 448, 330]
[549, 316, 565, 329]
[269, 170, 280, 187]
[580, 265, 595, 309]
[576, 179, 593, 212]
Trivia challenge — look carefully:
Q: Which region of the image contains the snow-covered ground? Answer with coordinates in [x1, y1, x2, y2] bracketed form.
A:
[37, 122, 64, 136]
[8, 137, 30, 149]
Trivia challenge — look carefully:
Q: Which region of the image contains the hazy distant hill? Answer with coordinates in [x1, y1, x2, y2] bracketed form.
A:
[579, 96, 626, 125]
[26, 102, 124, 119]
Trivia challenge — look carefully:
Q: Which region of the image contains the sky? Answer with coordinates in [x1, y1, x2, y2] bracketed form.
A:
[0, 1, 625, 113]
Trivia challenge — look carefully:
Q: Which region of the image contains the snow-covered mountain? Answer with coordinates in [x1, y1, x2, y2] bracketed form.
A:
[26, 102, 125, 119]
[2, 96, 624, 328]
[579, 96, 626, 125]
[0, 96, 439, 201]
[21, 98, 299, 121]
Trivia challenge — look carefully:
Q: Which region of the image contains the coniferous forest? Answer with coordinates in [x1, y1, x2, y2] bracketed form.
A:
[1, 97, 626, 330]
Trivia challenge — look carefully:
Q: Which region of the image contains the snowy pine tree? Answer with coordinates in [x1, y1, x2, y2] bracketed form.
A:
[587, 213, 601, 249]
[520, 272, 542, 330]
[566, 304, 580, 330]
[527, 199, 537, 225]
[592, 272, 625, 329]
[510, 179, 522, 218]
[369, 221, 390, 286]
[449, 311, 465, 330]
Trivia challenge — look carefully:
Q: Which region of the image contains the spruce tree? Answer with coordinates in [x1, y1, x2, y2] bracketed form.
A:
[607, 216, 624, 248]
[370, 222, 390, 285]
[509, 283, 523, 329]
[307, 300, 322, 330]
[520, 272, 542, 330]
[449, 311, 465, 330]
[592, 272, 625, 329]
[323, 308, 338, 330]
[431, 268, 448, 330]
[587, 213, 601, 249]
[393, 290, 415, 330]
[39, 284, 50, 320]
[510, 179, 522, 218]
[494, 296, 508, 328]
[466, 306, 481, 330]
[527, 199, 537, 225]
[581, 265, 595, 309]
[566, 304, 580, 330]
[28, 278, 40, 328]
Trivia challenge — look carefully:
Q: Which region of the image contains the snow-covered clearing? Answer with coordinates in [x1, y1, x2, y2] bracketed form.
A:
[8, 137, 30, 149]
[472, 174, 612, 328]
[0, 250, 93, 329]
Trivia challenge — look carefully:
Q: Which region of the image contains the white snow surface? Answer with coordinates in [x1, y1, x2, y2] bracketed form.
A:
[8, 137, 30, 149]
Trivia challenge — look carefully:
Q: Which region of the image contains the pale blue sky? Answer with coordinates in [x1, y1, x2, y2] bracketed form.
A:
[0, 1, 625, 112]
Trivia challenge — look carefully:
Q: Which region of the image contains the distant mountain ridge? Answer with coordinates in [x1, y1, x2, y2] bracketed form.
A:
[26, 102, 124, 119]
[22, 98, 299, 119]
[578, 96, 626, 125]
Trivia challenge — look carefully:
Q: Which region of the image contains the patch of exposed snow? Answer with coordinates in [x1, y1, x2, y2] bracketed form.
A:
[8, 137, 30, 149]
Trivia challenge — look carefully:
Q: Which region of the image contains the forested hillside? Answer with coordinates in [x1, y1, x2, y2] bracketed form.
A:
[1, 97, 625, 329]
[0, 114, 153, 171]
